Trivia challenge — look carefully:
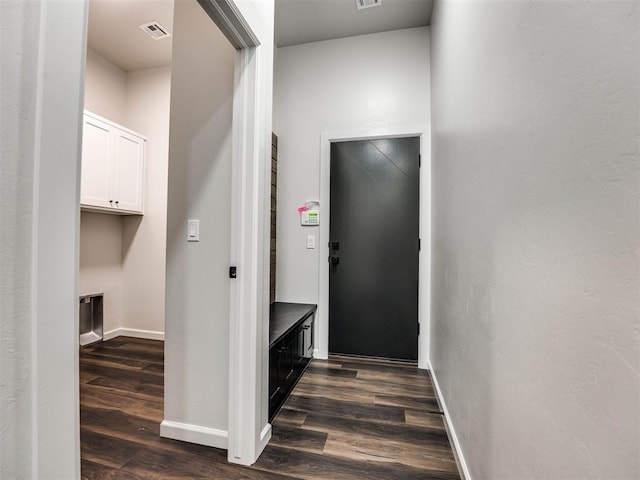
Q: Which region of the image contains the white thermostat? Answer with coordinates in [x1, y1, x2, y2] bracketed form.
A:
[301, 210, 319, 226]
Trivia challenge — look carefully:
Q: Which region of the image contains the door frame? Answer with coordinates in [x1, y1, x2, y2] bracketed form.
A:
[318, 126, 431, 369]
[186, 0, 275, 466]
[15, 0, 272, 474]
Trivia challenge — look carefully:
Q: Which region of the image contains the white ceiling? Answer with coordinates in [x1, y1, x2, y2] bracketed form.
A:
[87, 0, 433, 71]
[275, 0, 433, 47]
[87, 0, 174, 72]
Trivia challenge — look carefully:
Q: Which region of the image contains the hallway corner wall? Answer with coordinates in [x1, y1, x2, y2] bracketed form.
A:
[122, 66, 172, 337]
[429, 1, 639, 478]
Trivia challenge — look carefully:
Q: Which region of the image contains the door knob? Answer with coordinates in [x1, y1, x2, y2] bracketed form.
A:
[329, 255, 340, 265]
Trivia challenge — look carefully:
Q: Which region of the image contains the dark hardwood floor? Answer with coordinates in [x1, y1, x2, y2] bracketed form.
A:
[80, 337, 460, 479]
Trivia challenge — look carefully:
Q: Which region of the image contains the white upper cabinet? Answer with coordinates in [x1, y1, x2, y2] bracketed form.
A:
[81, 111, 146, 215]
[112, 129, 145, 212]
[81, 116, 113, 209]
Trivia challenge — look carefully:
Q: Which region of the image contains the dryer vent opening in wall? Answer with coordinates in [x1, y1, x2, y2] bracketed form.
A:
[139, 21, 172, 40]
[356, 0, 382, 10]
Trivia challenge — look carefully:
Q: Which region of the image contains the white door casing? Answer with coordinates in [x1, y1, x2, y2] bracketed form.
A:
[196, 0, 275, 466]
[318, 125, 431, 370]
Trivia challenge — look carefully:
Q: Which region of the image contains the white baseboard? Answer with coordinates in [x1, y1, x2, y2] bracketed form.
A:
[313, 348, 327, 360]
[160, 420, 228, 450]
[103, 328, 165, 341]
[258, 423, 272, 455]
[428, 361, 472, 480]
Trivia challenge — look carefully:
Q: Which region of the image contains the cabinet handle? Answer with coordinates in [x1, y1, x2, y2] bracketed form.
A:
[115, 201, 119, 206]
[109, 200, 113, 204]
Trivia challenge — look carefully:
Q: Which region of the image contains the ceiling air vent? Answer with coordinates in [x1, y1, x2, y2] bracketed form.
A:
[356, 0, 382, 10]
[139, 21, 171, 40]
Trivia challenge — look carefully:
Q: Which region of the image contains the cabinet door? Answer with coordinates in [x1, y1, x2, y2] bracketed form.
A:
[113, 130, 145, 213]
[269, 348, 281, 402]
[81, 116, 114, 209]
[302, 318, 314, 359]
[296, 325, 305, 366]
[283, 336, 295, 384]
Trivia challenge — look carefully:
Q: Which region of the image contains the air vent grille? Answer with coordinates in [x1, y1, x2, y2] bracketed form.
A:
[139, 21, 171, 40]
[356, 0, 382, 10]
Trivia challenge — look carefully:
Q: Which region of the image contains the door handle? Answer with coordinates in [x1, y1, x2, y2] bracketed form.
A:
[329, 255, 340, 265]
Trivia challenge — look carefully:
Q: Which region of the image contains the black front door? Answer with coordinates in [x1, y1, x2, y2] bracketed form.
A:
[329, 137, 419, 361]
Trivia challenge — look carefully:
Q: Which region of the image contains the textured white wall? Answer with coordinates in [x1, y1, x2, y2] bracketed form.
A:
[0, 0, 86, 477]
[1, 3, 42, 476]
[164, 0, 235, 435]
[122, 66, 171, 336]
[273, 27, 430, 304]
[429, 1, 639, 479]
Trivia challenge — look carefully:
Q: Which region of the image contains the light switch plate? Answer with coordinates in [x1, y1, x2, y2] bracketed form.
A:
[187, 219, 199, 242]
[306, 235, 316, 249]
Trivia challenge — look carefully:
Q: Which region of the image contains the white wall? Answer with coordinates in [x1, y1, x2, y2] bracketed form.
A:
[163, 0, 235, 445]
[0, 0, 86, 477]
[79, 213, 124, 334]
[122, 66, 171, 336]
[82, 49, 127, 334]
[429, 1, 639, 479]
[273, 27, 430, 304]
[84, 49, 127, 125]
[81, 49, 171, 337]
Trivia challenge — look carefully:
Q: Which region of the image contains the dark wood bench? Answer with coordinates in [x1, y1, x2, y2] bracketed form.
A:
[268, 302, 317, 422]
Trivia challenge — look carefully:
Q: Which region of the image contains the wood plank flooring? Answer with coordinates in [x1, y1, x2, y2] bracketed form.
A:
[80, 337, 460, 479]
